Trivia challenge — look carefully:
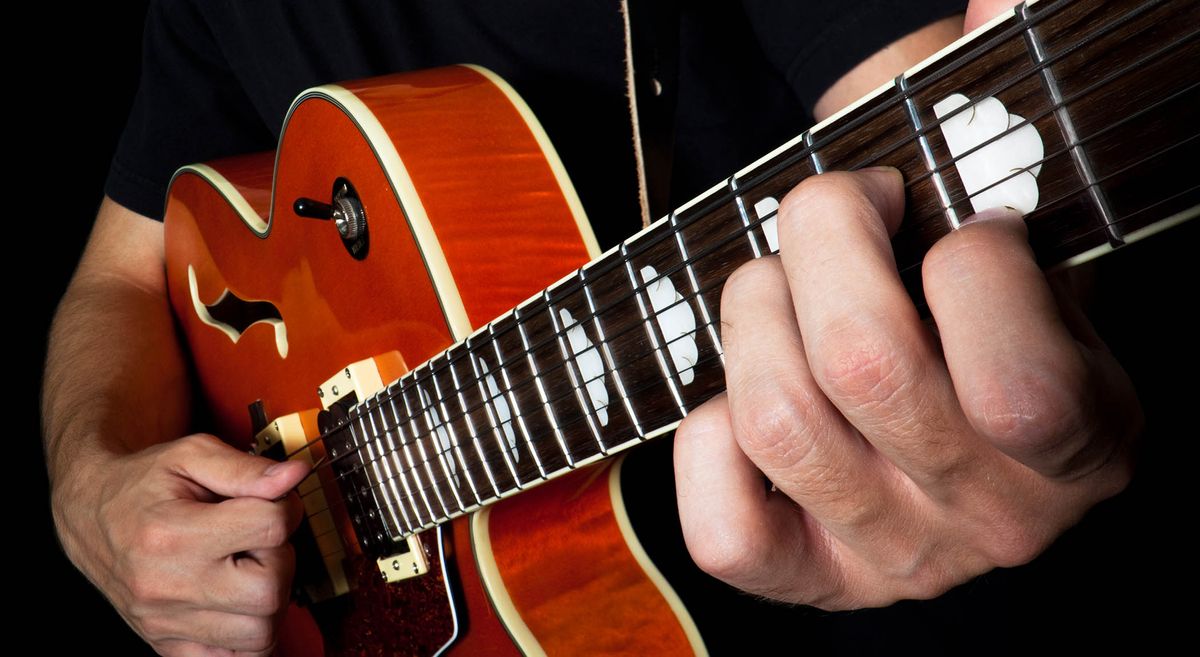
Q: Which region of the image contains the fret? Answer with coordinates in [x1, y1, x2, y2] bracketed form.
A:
[578, 267, 645, 440]
[621, 218, 727, 412]
[1019, 2, 1120, 245]
[728, 176, 764, 258]
[732, 136, 818, 255]
[412, 365, 467, 513]
[668, 211, 724, 367]
[544, 287, 610, 454]
[379, 392, 431, 528]
[512, 304, 576, 468]
[803, 131, 825, 174]
[371, 393, 421, 532]
[444, 347, 504, 498]
[466, 335, 531, 488]
[361, 393, 413, 535]
[1025, 0, 1198, 239]
[579, 249, 680, 432]
[621, 243, 688, 419]
[485, 323, 551, 478]
[429, 352, 487, 505]
[906, 12, 1097, 266]
[397, 384, 453, 518]
[896, 74, 962, 229]
[389, 388, 437, 524]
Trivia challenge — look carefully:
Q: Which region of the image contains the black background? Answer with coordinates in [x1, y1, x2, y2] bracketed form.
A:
[25, 3, 1196, 655]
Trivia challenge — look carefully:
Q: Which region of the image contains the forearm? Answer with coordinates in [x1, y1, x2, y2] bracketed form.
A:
[42, 200, 192, 546]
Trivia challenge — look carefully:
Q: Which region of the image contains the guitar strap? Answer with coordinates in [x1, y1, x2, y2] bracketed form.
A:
[622, 0, 682, 226]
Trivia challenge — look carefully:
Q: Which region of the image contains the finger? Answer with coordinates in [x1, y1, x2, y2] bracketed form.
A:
[171, 434, 311, 500]
[142, 609, 275, 655]
[922, 209, 1140, 478]
[179, 495, 301, 558]
[778, 169, 981, 490]
[203, 545, 295, 616]
[965, 0, 1022, 33]
[719, 256, 902, 537]
[673, 394, 843, 605]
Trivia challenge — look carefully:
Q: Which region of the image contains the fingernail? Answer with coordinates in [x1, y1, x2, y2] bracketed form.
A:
[264, 462, 287, 476]
[961, 206, 1024, 225]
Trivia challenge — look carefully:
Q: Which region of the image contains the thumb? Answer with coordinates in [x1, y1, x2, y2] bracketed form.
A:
[173, 433, 312, 500]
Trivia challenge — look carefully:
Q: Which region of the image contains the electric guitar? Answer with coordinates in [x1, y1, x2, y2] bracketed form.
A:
[163, 0, 1198, 654]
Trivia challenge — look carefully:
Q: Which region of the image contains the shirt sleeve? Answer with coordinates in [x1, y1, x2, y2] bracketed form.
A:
[743, 0, 970, 115]
[103, 0, 273, 220]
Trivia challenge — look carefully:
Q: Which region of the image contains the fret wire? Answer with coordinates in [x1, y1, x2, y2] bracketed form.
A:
[934, 79, 1198, 228]
[513, 306, 576, 468]
[379, 391, 426, 528]
[488, 324, 549, 479]
[336, 103, 1195, 500]
[544, 288, 608, 453]
[304, 2, 1185, 486]
[467, 337, 525, 489]
[668, 210, 725, 367]
[1018, 1, 1122, 245]
[429, 355, 484, 506]
[581, 267, 645, 439]
[346, 157, 1200, 521]
[728, 176, 764, 257]
[399, 384, 453, 518]
[415, 365, 466, 512]
[803, 131, 824, 174]
[358, 320, 737, 519]
[392, 388, 438, 524]
[283, 3, 1149, 468]
[350, 413, 399, 541]
[331, 15, 1190, 450]
[838, 0, 1173, 196]
[621, 243, 688, 419]
[364, 392, 412, 534]
[446, 352, 503, 498]
[895, 73, 961, 229]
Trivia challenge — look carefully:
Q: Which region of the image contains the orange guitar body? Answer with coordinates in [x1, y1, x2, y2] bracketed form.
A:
[164, 66, 703, 656]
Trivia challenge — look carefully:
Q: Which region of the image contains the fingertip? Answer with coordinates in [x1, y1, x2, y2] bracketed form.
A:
[261, 460, 311, 497]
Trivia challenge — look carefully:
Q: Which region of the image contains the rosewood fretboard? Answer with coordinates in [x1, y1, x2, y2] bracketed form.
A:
[321, 0, 1199, 554]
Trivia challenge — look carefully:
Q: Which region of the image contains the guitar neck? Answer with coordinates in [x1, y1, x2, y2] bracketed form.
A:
[329, 0, 1199, 546]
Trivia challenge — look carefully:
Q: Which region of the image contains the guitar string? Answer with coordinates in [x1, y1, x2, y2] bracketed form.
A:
[311, 138, 1200, 536]
[296, 63, 1200, 530]
[279, 0, 1162, 471]
[298, 34, 1198, 487]
[827, 0, 1176, 193]
[335, 0, 1190, 450]
[278, 0, 1102, 466]
[278, 5, 1190, 522]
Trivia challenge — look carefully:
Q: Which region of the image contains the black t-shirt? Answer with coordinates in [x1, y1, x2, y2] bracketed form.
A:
[104, 0, 965, 249]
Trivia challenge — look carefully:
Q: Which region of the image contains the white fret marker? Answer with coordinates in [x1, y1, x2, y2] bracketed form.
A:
[639, 265, 698, 385]
[754, 197, 780, 252]
[934, 93, 1044, 215]
[418, 386, 459, 488]
[559, 309, 610, 425]
[479, 357, 519, 463]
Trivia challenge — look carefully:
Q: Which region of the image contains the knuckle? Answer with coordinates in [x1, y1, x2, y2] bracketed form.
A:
[131, 518, 178, 557]
[813, 319, 910, 409]
[782, 173, 885, 238]
[963, 368, 1086, 458]
[734, 382, 822, 468]
[242, 576, 285, 617]
[980, 518, 1047, 569]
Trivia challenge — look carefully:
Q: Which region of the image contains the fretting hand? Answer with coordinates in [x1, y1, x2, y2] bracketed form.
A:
[673, 167, 1139, 608]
